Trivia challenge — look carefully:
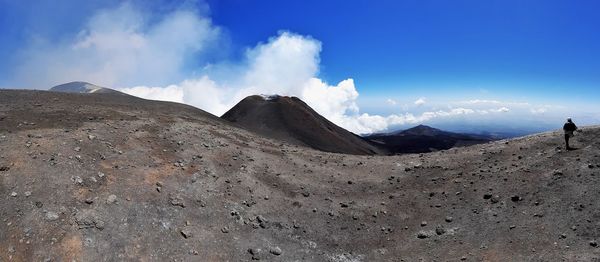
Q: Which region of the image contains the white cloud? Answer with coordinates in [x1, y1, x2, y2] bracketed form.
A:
[121, 85, 184, 103]
[343, 107, 478, 134]
[531, 107, 547, 114]
[386, 99, 397, 106]
[14, 3, 220, 88]
[414, 97, 426, 106]
[461, 99, 501, 105]
[458, 99, 529, 107]
[301, 78, 360, 120]
[122, 31, 486, 134]
[490, 107, 510, 113]
[454, 98, 566, 116]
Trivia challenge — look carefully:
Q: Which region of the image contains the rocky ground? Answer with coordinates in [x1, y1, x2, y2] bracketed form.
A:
[1, 90, 600, 261]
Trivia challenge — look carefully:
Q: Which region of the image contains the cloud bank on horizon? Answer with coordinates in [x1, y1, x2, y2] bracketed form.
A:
[7, 2, 592, 134]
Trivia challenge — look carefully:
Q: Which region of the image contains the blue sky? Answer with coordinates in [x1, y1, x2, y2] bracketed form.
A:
[0, 0, 599, 134]
[206, 0, 600, 100]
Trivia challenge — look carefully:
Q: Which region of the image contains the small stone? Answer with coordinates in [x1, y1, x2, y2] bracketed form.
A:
[511, 195, 521, 202]
[95, 220, 105, 230]
[269, 246, 282, 256]
[191, 173, 199, 183]
[590, 241, 598, 247]
[435, 226, 446, 235]
[74, 147, 81, 152]
[256, 215, 267, 223]
[24, 191, 31, 197]
[85, 199, 94, 204]
[97, 172, 105, 178]
[491, 195, 500, 204]
[72, 176, 83, 185]
[75, 209, 104, 230]
[88, 134, 96, 140]
[106, 194, 117, 204]
[221, 226, 229, 233]
[416, 231, 429, 239]
[483, 193, 492, 199]
[256, 215, 269, 228]
[45, 211, 59, 221]
[180, 228, 193, 239]
[248, 248, 263, 260]
[10, 191, 17, 197]
[445, 216, 453, 223]
[168, 193, 185, 208]
[420, 221, 427, 227]
[301, 191, 310, 197]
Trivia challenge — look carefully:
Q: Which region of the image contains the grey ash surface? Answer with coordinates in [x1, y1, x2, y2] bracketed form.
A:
[1, 90, 600, 261]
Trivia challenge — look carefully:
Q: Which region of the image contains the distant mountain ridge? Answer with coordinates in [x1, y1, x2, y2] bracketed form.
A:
[50, 81, 124, 95]
[365, 124, 495, 154]
[46, 83, 494, 155]
[221, 95, 383, 155]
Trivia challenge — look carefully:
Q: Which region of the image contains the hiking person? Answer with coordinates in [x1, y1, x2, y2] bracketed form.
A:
[563, 118, 578, 150]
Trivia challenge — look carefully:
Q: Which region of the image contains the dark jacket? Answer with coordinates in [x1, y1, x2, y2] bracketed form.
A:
[563, 122, 577, 132]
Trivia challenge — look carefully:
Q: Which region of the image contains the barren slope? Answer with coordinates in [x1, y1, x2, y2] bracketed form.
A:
[1, 90, 600, 261]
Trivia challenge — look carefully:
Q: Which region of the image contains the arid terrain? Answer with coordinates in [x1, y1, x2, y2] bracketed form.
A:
[1, 90, 600, 261]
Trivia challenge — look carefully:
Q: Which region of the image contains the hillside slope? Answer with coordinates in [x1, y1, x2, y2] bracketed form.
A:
[1, 90, 600, 261]
[222, 95, 382, 155]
